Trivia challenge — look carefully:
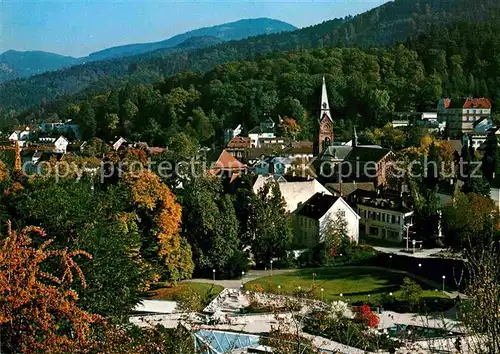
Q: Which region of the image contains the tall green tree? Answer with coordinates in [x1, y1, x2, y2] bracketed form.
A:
[252, 182, 292, 266]
[180, 176, 240, 277]
[9, 178, 146, 319]
[77, 102, 97, 140]
[481, 132, 498, 183]
[443, 190, 498, 250]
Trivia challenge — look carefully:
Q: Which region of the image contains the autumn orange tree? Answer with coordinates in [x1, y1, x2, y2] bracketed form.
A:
[0, 222, 101, 353]
[125, 170, 194, 281]
[280, 116, 302, 140]
[443, 190, 500, 250]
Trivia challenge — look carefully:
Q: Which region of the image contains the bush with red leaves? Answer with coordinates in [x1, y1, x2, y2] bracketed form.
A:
[354, 304, 380, 328]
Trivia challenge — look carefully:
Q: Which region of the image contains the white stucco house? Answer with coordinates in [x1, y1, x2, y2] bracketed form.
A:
[248, 118, 276, 148]
[437, 97, 492, 136]
[295, 193, 360, 247]
[112, 137, 127, 151]
[53, 136, 69, 154]
[347, 190, 414, 243]
[8, 128, 31, 146]
[252, 175, 332, 214]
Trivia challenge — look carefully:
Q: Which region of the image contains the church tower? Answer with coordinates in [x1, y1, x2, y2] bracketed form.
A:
[318, 76, 334, 154]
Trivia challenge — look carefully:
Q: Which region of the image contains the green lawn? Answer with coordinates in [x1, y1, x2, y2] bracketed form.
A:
[244, 267, 448, 305]
[149, 282, 224, 301]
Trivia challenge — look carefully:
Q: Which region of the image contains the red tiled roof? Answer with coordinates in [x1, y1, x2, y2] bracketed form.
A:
[215, 150, 246, 170]
[227, 136, 251, 149]
[148, 147, 165, 155]
[448, 97, 492, 109]
[462, 98, 492, 109]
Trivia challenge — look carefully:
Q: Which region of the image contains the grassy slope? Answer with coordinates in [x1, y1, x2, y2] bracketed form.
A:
[149, 282, 224, 301]
[244, 267, 448, 304]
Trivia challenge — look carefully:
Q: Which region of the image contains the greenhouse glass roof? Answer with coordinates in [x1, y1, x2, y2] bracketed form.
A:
[194, 330, 260, 354]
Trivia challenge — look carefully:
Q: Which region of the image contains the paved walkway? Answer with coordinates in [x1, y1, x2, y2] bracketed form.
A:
[372, 246, 449, 259]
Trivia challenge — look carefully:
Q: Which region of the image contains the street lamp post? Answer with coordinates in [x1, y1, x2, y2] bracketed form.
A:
[412, 239, 416, 253]
[320, 288, 324, 302]
[404, 223, 413, 251]
[442, 275, 446, 293]
[241, 271, 245, 286]
[270, 260, 273, 277]
[212, 269, 215, 283]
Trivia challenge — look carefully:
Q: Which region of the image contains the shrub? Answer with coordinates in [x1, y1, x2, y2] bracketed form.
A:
[328, 300, 349, 319]
[175, 287, 203, 312]
[303, 312, 398, 351]
[221, 250, 250, 279]
[297, 243, 327, 268]
[298, 244, 377, 268]
[399, 277, 423, 310]
[354, 304, 380, 328]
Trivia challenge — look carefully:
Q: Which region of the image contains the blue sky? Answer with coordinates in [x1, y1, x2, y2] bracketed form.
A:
[1, 0, 389, 57]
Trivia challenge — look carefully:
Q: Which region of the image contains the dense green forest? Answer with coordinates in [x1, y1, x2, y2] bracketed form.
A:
[1, 0, 500, 114]
[7, 21, 500, 148]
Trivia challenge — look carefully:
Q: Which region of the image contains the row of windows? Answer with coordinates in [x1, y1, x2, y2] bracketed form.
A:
[464, 109, 489, 114]
[359, 209, 401, 224]
[368, 226, 399, 240]
[299, 217, 316, 229]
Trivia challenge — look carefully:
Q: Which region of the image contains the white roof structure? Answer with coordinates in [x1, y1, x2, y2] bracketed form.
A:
[252, 175, 332, 214]
[132, 300, 178, 314]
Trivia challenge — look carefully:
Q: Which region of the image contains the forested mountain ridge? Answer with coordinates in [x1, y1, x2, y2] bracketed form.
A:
[87, 18, 296, 61]
[0, 18, 295, 84]
[0, 50, 79, 83]
[2, 0, 500, 114]
[11, 20, 500, 151]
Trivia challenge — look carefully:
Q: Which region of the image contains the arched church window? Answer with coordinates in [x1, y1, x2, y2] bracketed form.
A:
[323, 137, 331, 151]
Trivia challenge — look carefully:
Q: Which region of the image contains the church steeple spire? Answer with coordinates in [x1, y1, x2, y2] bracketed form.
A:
[318, 76, 334, 155]
[320, 76, 332, 122]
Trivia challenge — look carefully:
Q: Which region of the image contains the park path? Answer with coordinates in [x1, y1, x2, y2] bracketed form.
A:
[372, 246, 446, 258]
